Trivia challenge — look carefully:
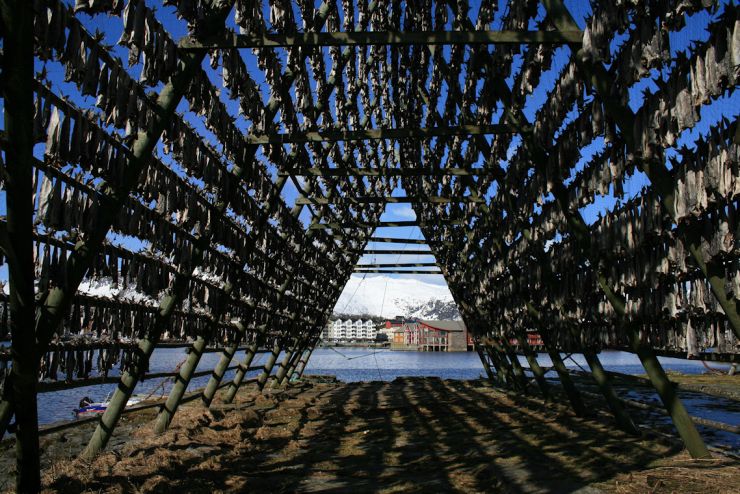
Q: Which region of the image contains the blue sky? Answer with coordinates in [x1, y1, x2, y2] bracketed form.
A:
[1, 0, 737, 293]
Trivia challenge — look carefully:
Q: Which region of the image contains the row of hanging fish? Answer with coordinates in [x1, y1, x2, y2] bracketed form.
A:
[36, 0, 304, 244]
[31, 184, 327, 341]
[35, 89, 334, 289]
[38, 0, 272, 222]
[38, 343, 137, 381]
[483, 248, 738, 354]
[448, 7, 736, 328]
[672, 121, 739, 220]
[633, 9, 738, 160]
[26, 2, 398, 356]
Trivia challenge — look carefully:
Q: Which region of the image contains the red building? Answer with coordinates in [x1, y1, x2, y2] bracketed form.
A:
[391, 320, 471, 352]
[509, 332, 544, 347]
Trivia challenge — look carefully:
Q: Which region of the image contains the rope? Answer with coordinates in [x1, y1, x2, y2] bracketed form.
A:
[327, 345, 386, 361]
[139, 356, 187, 401]
[372, 347, 383, 380]
[700, 359, 725, 375]
[566, 354, 590, 374]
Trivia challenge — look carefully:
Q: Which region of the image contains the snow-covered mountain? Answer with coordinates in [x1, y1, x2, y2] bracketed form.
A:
[333, 275, 460, 320]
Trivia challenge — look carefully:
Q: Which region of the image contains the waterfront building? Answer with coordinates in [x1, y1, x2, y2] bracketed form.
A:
[391, 320, 471, 352]
[326, 319, 377, 341]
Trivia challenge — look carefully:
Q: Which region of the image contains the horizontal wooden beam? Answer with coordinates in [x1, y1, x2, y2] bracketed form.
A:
[296, 196, 486, 205]
[355, 263, 438, 268]
[246, 124, 524, 145]
[354, 269, 443, 274]
[355, 249, 434, 255]
[280, 167, 499, 177]
[367, 237, 429, 244]
[310, 219, 464, 229]
[310, 220, 416, 229]
[335, 235, 439, 245]
[181, 30, 584, 50]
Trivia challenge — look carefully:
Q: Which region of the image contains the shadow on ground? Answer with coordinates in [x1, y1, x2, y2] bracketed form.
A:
[38, 377, 738, 493]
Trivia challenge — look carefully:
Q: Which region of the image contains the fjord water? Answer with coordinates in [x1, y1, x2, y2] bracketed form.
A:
[303, 347, 723, 382]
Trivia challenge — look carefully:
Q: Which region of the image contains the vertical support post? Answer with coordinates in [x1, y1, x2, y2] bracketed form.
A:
[82, 325, 163, 459]
[257, 340, 282, 390]
[499, 339, 528, 392]
[514, 329, 550, 400]
[65, 4, 233, 461]
[0, 399, 13, 440]
[279, 348, 302, 385]
[491, 338, 527, 393]
[2, 0, 40, 489]
[280, 337, 310, 385]
[153, 336, 208, 434]
[222, 327, 265, 404]
[154, 284, 230, 433]
[627, 324, 710, 450]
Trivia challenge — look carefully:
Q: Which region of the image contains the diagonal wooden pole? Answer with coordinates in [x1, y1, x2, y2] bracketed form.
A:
[201, 324, 249, 407]
[78, 3, 236, 459]
[221, 326, 267, 405]
[513, 329, 551, 400]
[541, 0, 711, 458]
[153, 285, 231, 433]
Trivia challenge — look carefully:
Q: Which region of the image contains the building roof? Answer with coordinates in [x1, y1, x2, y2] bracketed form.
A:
[418, 320, 466, 332]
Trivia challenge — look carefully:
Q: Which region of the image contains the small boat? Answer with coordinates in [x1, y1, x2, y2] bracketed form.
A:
[73, 393, 145, 418]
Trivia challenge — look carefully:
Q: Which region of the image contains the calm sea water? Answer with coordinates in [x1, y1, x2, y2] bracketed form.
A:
[32, 348, 738, 451]
[303, 347, 726, 381]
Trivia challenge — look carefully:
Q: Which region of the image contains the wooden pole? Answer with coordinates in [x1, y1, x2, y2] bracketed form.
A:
[482, 341, 514, 387]
[77, 2, 237, 458]
[281, 336, 314, 385]
[80, 247, 204, 460]
[500, 339, 529, 393]
[537, 330, 586, 417]
[1, 0, 40, 488]
[257, 341, 282, 391]
[293, 342, 318, 380]
[153, 336, 208, 434]
[543, 0, 712, 458]
[154, 282, 232, 433]
[581, 347, 640, 435]
[201, 337, 244, 407]
[271, 338, 298, 388]
[0, 399, 13, 440]
[513, 330, 550, 400]
[182, 28, 584, 50]
[221, 329, 265, 404]
[474, 343, 496, 381]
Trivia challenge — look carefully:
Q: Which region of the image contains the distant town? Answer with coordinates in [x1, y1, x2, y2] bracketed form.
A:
[322, 316, 473, 352]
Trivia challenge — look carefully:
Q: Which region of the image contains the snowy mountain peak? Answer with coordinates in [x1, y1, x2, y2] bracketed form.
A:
[333, 275, 460, 320]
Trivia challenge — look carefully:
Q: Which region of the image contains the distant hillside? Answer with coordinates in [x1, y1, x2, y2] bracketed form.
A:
[332, 275, 461, 320]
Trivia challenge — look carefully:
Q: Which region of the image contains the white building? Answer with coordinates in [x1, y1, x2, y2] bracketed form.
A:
[325, 319, 377, 341]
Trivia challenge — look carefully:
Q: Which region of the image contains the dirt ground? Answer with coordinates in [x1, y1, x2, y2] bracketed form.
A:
[2, 377, 739, 493]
